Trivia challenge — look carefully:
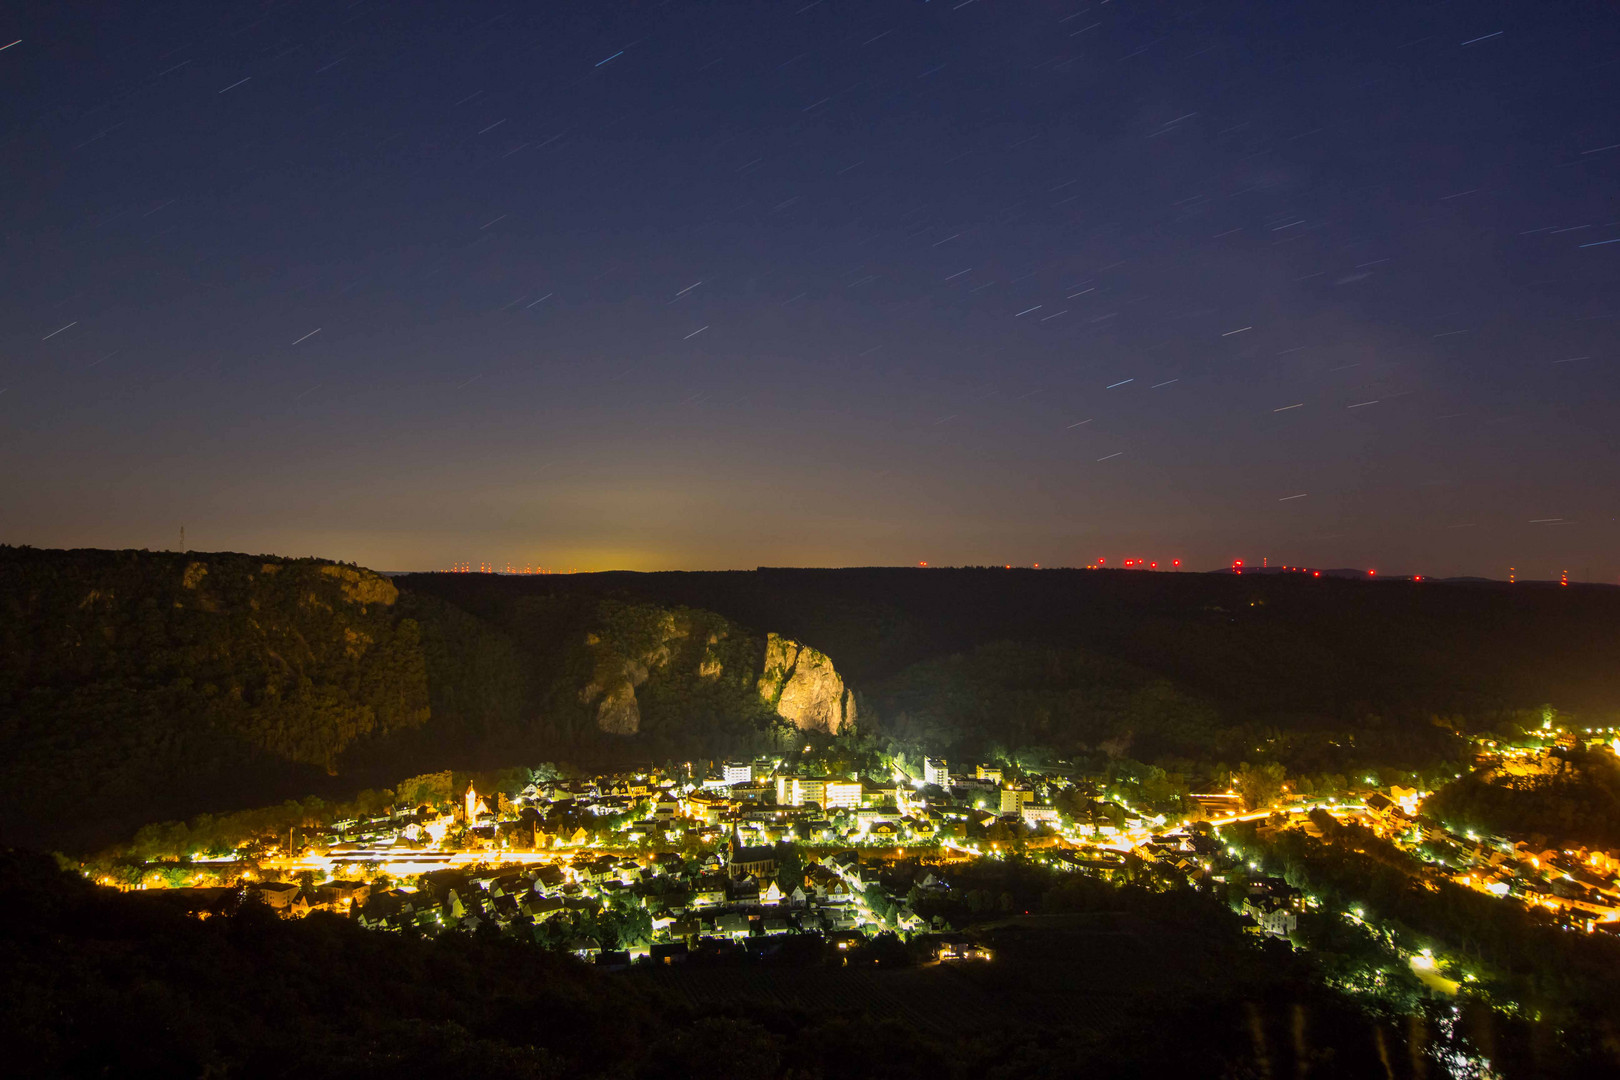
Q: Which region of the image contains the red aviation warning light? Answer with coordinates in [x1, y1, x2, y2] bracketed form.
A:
[1172, 559, 1181, 568]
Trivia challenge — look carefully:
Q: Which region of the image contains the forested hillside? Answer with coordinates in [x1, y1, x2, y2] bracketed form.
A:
[406, 567, 1620, 773]
[0, 549, 433, 849]
[8, 548, 1620, 851]
[416, 566, 1620, 719]
[0, 549, 804, 850]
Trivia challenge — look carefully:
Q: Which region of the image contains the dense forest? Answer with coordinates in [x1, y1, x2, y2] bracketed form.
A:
[7, 546, 1620, 851]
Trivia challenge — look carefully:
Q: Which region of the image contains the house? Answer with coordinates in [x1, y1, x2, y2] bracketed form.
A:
[1242, 896, 1298, 938]
[595, 950, 632, 972]
[650, 942, 689, 965]
[521, 896, 566, 922]
[821, 906, 860, 930]
[730, 877, 762, 907]
[932, 935, 993, 962]
[715, 912, 751, 939]
[805, 865, 839, 898]
[1021, 804, 1061, 829]
[907, 816, 937, 837]
[251, 881, 299, 911]
[688, 793, 731, 824]
[828, 929, 866, 951]
[566, 935, 601, 959]
[761, 880, 784, 906]
[320, 880, 372, 910]
[691, 878, 728, 909]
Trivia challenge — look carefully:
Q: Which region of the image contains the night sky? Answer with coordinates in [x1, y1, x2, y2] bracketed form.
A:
[4, 1, 1618, 578]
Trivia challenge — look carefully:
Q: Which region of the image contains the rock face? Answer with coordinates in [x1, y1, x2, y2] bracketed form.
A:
[576, 612, 856, 737]
[580, 611, 681, 735]
[318, 563, 398, 607]
[592, 681, 642, 735]
[757, 633, 857, 733]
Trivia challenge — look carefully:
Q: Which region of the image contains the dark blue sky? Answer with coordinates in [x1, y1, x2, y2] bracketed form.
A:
[4, 1, 1618, 577]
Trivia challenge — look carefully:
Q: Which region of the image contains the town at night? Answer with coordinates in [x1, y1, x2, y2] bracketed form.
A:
[6, 0, 1620, 1075]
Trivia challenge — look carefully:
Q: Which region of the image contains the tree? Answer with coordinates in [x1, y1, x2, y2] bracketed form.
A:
[773, 841, 804, 891]
[397, 771, 453, 809]
[1234, 761, 1286, 811]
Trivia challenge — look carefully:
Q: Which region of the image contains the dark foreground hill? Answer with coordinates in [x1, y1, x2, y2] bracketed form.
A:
[0, 848, 1469, 1080]
[6, 546, 1620, 850]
